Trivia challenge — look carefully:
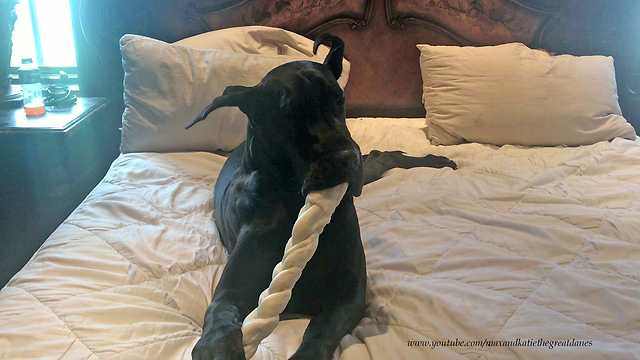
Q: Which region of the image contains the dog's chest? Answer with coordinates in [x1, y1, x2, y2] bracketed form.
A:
[220, 171, 304, 238]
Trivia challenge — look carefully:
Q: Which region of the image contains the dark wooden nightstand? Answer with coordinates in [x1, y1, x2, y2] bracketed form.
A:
[0, 97, 121, 286]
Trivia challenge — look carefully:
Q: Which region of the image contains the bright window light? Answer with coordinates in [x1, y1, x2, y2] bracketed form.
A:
[10, 0, 77, 68]
[10, 1, 36, 66]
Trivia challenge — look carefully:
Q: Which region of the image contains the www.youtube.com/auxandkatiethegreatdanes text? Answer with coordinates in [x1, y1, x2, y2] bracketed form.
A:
[407, 338, 593, 350]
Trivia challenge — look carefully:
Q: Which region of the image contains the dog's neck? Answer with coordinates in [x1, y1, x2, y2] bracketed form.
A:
[242, 128, 304, 195]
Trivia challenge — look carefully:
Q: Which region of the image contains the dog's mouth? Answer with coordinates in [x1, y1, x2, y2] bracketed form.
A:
[301, 155, 364, 197]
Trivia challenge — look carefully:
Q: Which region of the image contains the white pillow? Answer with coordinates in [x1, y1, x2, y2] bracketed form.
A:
[172, 27, 350, 86]
[417, 43, 637, 146]
[175, 26, 326, 57]
[120, 29, 350, 153]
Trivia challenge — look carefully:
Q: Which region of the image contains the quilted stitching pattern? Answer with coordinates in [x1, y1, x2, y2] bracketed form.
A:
[1, 153, 223, 359]
[354, 138, 640, 359]
[1, 138, 640, 360]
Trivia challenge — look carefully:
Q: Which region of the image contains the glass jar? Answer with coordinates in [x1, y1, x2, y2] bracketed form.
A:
[18, 58, 45, 116]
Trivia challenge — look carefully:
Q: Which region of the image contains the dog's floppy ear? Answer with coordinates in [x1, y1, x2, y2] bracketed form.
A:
[313, 33, 344, 81]
[185, 85, 257, 129]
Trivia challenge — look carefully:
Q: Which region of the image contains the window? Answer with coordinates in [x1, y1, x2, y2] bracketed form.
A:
[10, 0, 77, 76]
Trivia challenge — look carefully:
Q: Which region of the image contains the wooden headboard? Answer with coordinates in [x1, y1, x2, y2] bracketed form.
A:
[72, 0, 640, 129]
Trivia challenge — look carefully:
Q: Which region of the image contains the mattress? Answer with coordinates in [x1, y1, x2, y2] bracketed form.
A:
[2, 118, 640, 360]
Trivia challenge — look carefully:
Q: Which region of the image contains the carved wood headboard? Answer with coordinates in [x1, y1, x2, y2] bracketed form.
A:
[72, 0, 640, 129]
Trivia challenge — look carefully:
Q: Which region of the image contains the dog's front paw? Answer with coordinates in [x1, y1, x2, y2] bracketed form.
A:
[289, 347, 333, 360]
[192, 325, 245, 360]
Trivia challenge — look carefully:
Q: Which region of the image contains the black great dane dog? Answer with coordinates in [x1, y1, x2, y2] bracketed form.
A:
[187, 34, 456, 360]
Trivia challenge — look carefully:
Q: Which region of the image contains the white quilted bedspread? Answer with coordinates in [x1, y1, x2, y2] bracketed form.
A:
[2, 119, 640, 360]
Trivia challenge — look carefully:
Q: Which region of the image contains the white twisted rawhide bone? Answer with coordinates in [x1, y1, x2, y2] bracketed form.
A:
[241, 182, 349, 359]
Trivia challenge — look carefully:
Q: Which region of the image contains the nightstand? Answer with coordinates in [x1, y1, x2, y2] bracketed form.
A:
[0, 98, 121, 286]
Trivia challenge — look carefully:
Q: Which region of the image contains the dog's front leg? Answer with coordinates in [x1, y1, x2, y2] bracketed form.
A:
[289, 292, 365, 360]
[193, 225, 289, 360]
[289, 198, 367, 360]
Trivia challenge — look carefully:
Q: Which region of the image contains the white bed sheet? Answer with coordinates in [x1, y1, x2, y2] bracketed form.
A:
[2, 118, 640, 359]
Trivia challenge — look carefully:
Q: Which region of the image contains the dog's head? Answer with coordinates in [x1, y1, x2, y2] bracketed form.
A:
[187, 34, 363, 196]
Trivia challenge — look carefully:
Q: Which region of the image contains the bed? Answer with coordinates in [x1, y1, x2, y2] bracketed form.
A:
[2, 1, 640, 359]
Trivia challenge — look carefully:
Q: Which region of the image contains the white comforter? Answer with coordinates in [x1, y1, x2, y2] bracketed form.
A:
[2, 119, 640, 360]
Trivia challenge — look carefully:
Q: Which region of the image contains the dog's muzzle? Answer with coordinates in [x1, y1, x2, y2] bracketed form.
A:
[302, 148, 364, 197]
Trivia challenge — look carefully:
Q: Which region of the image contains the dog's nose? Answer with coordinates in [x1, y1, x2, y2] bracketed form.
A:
[335, 148, 361, 170]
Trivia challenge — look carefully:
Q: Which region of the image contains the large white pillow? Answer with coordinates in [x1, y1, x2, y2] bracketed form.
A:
[175, 26, 326, 57]
[417, 43, 637, 146]
[120, 29, 350, 153]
